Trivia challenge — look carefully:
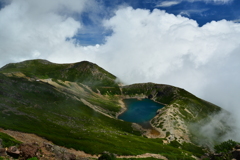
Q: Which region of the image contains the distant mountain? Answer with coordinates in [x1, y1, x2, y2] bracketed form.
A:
[0, 59, 231, 159]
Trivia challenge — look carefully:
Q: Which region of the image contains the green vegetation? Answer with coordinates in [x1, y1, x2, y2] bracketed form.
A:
[99, 152, 116, 160]
[0, 73, 202, 156]
[169, 140, 181, 148]
[213, 139, 240, 160]
[117, 158, 163, 160]
[214, 139, 239, 154]
[164, 141, 204, 159]
[181, 142, 205, 157]
[0, 59, 227, 158]
[177, 88, 221, 120]
[0, 59, 121, 95]
[0, 132, 21, 147]
[166, 132, 170, 137]
[27, 158, 39, 160]
[122, 83, 176, 104]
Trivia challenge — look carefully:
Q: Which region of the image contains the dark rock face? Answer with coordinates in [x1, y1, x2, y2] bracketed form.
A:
[236, 145, 240, 149]
[20, 143, 39, 159]
[6, 146, 20, 159]
[232, 149, 240, 160]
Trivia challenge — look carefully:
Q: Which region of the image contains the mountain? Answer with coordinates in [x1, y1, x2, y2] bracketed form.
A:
[0, 59, 230, 159]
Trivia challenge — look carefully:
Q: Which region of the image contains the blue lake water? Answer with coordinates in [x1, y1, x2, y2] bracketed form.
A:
[118, 99, 164, 125]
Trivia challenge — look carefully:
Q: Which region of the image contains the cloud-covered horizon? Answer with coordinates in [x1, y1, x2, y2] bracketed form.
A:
[1, 0, 240, 141]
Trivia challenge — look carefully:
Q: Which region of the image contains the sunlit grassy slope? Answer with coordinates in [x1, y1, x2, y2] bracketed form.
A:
[0, 59, 225, 159]
[0, 59, 121, 94]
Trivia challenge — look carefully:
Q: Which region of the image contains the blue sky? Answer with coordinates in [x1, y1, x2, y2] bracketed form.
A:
[68, 0, 240, 45]
[1, 0, 239, 46]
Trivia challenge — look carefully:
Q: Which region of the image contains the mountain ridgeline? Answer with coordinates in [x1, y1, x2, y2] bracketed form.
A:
[0, 59, 230, 159]
[0, 59, 120, 94]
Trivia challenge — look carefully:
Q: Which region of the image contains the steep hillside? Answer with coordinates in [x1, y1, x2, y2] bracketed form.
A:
[0, 59, 230, 159]
[0, 73, 157, 155]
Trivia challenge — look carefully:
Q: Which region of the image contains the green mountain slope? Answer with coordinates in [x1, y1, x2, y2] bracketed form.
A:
[0, 73, 156, 155]
[0, 59, 121, 94]
[0, 59, 230, 159]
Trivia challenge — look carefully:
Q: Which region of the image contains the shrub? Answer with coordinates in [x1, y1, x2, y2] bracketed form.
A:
[214, 139, 240, 160]
[214, 139, 239, 153]
[98, 152, 116, 160]
[169, 140, 181, 148]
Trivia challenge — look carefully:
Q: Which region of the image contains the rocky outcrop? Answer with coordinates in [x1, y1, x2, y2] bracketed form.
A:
[20, 143, 39, 159]
[7, 146, 20, 158]
[44, 142, 76, 160]
[0, 142, 78, 160]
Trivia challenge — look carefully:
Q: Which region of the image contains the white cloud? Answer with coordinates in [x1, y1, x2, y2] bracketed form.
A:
[155, 0, 233, 8]
[0, 0, 97, 65]
[100, 7, 240, 86]
[95, 7, 240, 122]
[159, 0, 233, 5]
[156, 1, 181, 7]
[207, 0, 232, 3]
[187, 0, 233, 4]
[179, 8, 209, 17]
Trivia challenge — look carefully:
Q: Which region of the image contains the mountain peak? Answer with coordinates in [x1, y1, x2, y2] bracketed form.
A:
[0, 59, 119, 92]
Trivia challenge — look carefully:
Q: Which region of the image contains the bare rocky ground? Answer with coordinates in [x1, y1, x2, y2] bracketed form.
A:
[0, 128, 97, 160]
[151, 103, 191, 143]
[0, 128, 168, 160]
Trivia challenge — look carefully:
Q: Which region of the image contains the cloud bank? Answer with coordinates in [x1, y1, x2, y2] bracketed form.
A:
[0, 0, 98, 65]
[99, 8, 240, 100]
[0, 0, 240, 141]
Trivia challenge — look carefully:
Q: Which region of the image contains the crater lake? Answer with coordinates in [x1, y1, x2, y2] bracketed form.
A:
[119, 98, 164, 127]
